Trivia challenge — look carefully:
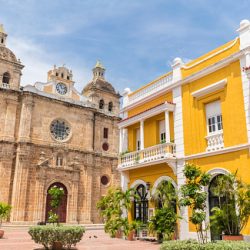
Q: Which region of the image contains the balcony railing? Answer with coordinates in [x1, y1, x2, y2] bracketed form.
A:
[127, 73, 173, 106]
[1, 82, 10, 89]
[206, 131, 224, 151]
[119, 142, 176, 169]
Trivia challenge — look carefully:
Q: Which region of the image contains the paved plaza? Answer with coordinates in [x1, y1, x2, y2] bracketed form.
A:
[0, 228, 160, 250]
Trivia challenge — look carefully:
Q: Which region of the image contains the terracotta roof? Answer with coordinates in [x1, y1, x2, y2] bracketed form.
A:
[119, 101, 175, 123]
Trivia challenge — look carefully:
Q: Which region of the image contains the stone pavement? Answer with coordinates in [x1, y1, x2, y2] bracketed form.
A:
[0, 228, 160, 250]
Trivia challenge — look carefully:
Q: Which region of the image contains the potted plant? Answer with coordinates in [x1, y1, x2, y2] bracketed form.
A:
[210, 172, 250, 241]
[97, 187, 136, 238]
[127, 220, 142, 241]
[0, 202, 11, 239]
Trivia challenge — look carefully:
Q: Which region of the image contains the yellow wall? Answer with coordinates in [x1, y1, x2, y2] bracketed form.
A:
[127, 111, 174, 152]
[128, 91, 172, 117]
[182, 60, 247, 155]
[128, 163, 176, 221]
[187, 149, 250, 233]
[182, 39, 240, 78]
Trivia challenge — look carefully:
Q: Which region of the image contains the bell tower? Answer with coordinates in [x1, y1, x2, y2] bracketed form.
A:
[0, 24, 24, 90]
[0, 24, 7, 47]
[92, 60, 105, 80]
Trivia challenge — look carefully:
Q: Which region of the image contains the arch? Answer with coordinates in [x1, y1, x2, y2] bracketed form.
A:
[108, 101, 113, 112]
[99, 99, 104, 109]
[206, 168, 230, 178]
[130, 179, 147, 189]
[151, 176, 177, 196]
[45, 182, 68, 223]
[134, 184, 148, 223]
[207, 168, 231, 241]
[2, 72, 10, 84]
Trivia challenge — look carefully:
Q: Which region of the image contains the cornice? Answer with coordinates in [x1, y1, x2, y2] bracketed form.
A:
[121, 46, 249, 113]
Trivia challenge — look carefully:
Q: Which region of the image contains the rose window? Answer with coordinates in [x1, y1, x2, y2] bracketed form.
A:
[50, 119, 70, 141]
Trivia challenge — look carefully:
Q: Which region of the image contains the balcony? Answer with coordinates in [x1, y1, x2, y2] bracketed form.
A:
[1, 82, 10, 89]
[206, 131, 224, 151]
[118, 142, 176, 169]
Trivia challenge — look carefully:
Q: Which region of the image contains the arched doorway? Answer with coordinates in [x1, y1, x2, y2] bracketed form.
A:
[45, 182, 68, 223]
[209, 174, 226, 240]
[134, 184, 148, 223]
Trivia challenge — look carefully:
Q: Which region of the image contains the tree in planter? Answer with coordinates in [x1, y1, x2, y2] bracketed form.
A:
[149, 180, 179, 241]
[97, 187, 136, 238]
[179, 163, 211, 244]
[210, 172, 250, 238]
[0, 202, 11, 238]
[48, 186, 64, 225]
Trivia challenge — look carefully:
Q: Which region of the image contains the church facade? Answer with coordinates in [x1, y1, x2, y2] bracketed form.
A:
[0, 25, 121, 224]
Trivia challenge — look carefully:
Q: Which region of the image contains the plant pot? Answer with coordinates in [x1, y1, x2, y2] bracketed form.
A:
[115, 230, 122, 238]
[127, 230, 135, 241]
[0, 229, 4, 238]
[222, 235, 244, 241]
[52, 241, 63, 250]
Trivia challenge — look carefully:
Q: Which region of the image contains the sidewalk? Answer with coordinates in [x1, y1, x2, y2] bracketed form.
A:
[0, 228, 160, 250]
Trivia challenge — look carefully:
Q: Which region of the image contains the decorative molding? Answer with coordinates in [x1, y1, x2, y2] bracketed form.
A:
[191, 79, 227, 98]
[182, 38, 238, 69]
[151, 176, 177, 196]
[206, 168, 230, 177]
[121, 46, 250, 112]
[184, 143, 250, 160]
[130, 179, 147, 188]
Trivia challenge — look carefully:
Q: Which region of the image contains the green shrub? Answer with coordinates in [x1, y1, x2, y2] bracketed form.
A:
[160, 240, 250, 250]
[28, 225, 85, 249]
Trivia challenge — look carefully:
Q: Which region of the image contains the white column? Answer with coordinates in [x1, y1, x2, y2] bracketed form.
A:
[165, 110, 170, 143]
[238, 20, 250, 143]
[140, 120, 144, 150]
[119, 128, 123, 153]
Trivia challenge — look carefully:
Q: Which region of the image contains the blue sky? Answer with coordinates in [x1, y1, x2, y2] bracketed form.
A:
[0, 0, 249, 93]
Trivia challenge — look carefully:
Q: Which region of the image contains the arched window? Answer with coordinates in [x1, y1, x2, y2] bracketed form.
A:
[56, 154, 63, 167]
[61, 73, 64, 78]
[108, 102, 113, 112]
[99, 99, 104, 109]
[209, 174, 229, 241]
[2, 72, 10, 85]
[134, 184, 148, 223]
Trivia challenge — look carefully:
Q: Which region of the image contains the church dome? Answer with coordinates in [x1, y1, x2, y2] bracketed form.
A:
[0, 46, 18, 63]
[82, 61, 117, 95]
[83, 78, 116, 94]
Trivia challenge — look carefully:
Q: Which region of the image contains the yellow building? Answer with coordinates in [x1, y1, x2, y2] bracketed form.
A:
[118, 19, 250, 240]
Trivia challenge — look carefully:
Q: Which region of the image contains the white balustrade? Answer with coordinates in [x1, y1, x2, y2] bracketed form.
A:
[119, 142, 175, 168]
[1, 82, 10, 89]
[128, 73, 173, 106]
[206, 132, 224, 151]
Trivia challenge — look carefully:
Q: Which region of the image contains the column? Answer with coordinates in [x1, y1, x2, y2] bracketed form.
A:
[3, 97, 18, 142]
[177, 159, 190, 240]
[119, 128, 123, 153]
[18, 97, 34, 142]
[140, 120, 144, 150]
[165, 110, 170, 143]
[11, 148, 30, 222]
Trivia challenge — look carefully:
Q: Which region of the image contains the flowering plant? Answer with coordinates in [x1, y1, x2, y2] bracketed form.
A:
[242, 66, 250, 72]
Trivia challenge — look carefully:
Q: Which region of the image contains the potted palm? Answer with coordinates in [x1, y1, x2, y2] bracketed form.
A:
[210, 172, 250, 241]
[0, 202, 11, 239]
[127, 220, 142, 241]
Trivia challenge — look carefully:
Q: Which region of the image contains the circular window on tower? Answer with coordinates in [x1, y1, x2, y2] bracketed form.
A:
[102, 142, 109, 151]
[50, 119, 71, 141]
[101, 175, 110, 186]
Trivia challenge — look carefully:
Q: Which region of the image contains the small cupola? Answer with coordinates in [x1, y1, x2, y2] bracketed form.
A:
[0, 24, 7, 47]
[92, 60, 105, 80]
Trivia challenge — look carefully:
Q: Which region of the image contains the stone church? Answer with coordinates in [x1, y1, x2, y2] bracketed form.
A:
[0, 25, 121, 224]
